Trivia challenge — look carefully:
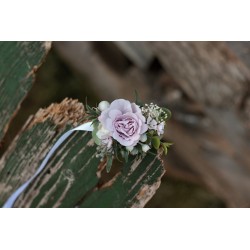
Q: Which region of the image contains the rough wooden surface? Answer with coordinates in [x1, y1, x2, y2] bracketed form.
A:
[54, 41, 250, 207]
[152, 42, 250, 108]
[0, 41, 51, 142]
[151, 42, 250, 207]
[0, 98, 165, 207]
[54, 42, 151, 102]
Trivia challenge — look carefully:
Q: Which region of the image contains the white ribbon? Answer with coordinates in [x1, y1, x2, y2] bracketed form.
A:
[2, 122, 93, 208]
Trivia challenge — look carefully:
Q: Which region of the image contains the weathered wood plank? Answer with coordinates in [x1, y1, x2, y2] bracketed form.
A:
[80, 154, 163, 208]
[150, 42, 250, 207]
[54, 42, 152, 102]
[0, 98, 165, 207]
[0, 41, 51, 142]
[152, 41, 250, 108]
[226, 42, 250, 70]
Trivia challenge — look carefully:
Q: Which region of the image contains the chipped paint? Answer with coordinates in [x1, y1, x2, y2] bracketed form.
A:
[131, 182, 161, 208]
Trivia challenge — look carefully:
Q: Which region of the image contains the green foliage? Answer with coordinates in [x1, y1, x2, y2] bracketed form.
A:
[85, 103, 100, 123]
[106, 155, 113, 173]
[92, 121, 101, 145]
[152, 136, 161, 150]
[161, 142, 173, 155]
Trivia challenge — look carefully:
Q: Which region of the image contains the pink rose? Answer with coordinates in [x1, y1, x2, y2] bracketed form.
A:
[98, 99, 148, 146]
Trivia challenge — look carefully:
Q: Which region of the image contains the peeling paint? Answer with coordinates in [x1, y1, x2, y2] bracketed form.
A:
[132, 182, 161, 208]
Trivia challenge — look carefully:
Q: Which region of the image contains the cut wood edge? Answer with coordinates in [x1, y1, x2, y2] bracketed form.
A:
[0, 98, 85, 173]
[28, 97, 86, 129]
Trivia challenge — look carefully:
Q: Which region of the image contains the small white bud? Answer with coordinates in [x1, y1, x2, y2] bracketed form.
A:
[98, 101, 110, 111]
[130, 148, 139, 155]
[126, 146, 134, 152]
[96, 124, 110, 139]
[140, 134, 147, 142]
[142, 144, 150, 153]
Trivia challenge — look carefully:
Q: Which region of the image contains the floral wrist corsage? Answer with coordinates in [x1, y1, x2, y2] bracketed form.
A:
[86, 97, 172, 172]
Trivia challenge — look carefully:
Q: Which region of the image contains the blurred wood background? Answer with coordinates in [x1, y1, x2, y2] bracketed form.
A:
[54, 41, 250, 207]
[1, 42, 250, 207]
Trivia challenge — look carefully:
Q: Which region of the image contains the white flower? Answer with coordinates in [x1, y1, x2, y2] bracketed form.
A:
[147, 117, 157, 130]
[102, 137, 112, 149]
[142, 144, 150, 152]
[96, 124, 110, 140]
[98, 101, 110, 111]
[126, 146, 134, 152]
[146, 115, 165, 135]
[157, 122, 165, 136]
[130, 148, 138, 155]
[140, 134, 147, 142]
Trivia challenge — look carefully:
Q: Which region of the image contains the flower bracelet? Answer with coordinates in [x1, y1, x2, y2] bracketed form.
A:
[86, 98, 172, 172]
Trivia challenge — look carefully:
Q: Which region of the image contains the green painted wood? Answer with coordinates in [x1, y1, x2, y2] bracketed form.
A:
[0, 41, 51, 141]
[80, 154, 164, 208]
[0, 99, 165, 208]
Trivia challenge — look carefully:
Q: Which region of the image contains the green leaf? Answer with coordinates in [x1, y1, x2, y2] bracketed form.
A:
[92, 122, 101, 145]
[152, 136, 160, 150]
[123, 150, 129, 163]
[161, 142, 173, 155]
[162, 143, 168, 155]
[106, 156, 113, 173]
[134, 90, 143, 106]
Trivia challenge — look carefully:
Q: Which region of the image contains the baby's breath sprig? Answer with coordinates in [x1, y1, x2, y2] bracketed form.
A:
[141, 103, 171, 123]
[140, 102, 172, 156]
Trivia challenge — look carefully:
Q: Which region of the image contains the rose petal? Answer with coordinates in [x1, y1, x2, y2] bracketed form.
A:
[131, 103, 141, 113]
[140, 123, 148, 134]
[123, 112, 139, 121]
[105, 118, 114, 131]
[110, 99, 132, 113]
[98, 98, 148, 147]
[113, 131, 134, 146]
[109, 109, 122, 119]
